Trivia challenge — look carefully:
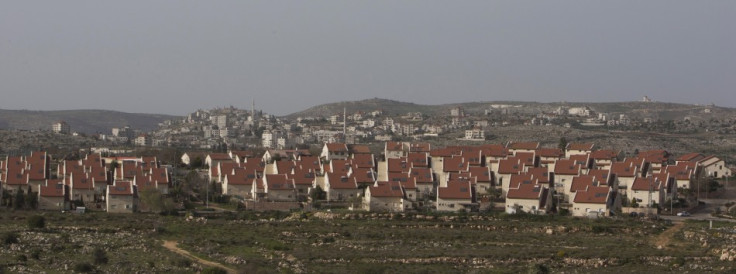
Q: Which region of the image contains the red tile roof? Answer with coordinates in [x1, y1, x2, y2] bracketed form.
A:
[349, 144, 372, 154]
[327, 172, 358, 189]
[388, 158, 412, 173]
[507, 181, 545, 200]
[369, 181, 404, 198]
[461, 149, 484, 166]
[526, 167, 551, 184]
[350, 168, 376, 185]
[288, 168, 317, 186]
[108, 181, 134, 196]
[40, 180, 65, 197]
[407, 153, 429, 168]
[207, 153, 232, 161]
[408, 167, 434, 184]
[385, 141, 405, 152]
[351, 154, 375, 169]
[325, 143, 349, 153]
[570, 175, 596, 192]
[438, 181, 473, 200]
[507, 142, 540, 151]
[443, 156, 468, 173]
[554, 159, 581, 176]
[225, 168, 258, 185]
[329, 159, 352, 174]
[637, 150, 669, 163]
[631, 177, 660, 191]
[498, 158, 524, 175]
[568, 154, 591, 168]
[276, 160, 296, 174]
[611, 162, 637, 177]
[71, 172, 94, 190]
[589, 150, 619, 160]
[677, 153, 705, 162]
[514, 152, 536, 166]
[296, 156, 321, 172]
[665, 163, 694, 180]
[536, 148, 563, 158]
[242, 158, 266, 173]
[468, 166, 492, 183]
[478, 144, 508, 158]
[388, 172, 410, 184]
[566, 143, 595, 151]
[573, 185, 610, 204]
[587, 169, 612, 185]
[265, 174, 295, 190]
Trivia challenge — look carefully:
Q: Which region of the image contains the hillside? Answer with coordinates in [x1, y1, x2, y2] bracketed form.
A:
[286, 98, 736, 121]
[0, 109, 178, 134]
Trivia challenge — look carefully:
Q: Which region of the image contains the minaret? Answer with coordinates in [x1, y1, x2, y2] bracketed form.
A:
[343, 107, 347, 143]
[252, 99, 256, 120]
[251, 99, 257, 136]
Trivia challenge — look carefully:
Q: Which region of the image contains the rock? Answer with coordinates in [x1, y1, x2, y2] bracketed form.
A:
[546, 228, 554, 235]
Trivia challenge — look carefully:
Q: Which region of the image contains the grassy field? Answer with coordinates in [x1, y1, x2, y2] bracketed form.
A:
[1, 210, 734, 273]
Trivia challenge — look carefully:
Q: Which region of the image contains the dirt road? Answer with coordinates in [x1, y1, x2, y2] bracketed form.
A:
[162, 240, 237, 274]
[652, 222, 685, 249]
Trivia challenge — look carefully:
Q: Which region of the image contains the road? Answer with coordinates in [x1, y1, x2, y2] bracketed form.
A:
[661, 178, 736, 223]
[162, 240, 238, 274]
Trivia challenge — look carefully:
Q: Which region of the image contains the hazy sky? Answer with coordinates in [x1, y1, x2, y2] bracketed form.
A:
[2, 1, 735, 116]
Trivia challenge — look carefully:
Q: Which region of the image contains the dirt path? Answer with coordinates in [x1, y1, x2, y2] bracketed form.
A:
[162, 240, 237, 274]
[652, 222, 685, 249]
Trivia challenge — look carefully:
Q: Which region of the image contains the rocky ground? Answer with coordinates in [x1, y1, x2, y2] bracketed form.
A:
[3, 210, 735, 273]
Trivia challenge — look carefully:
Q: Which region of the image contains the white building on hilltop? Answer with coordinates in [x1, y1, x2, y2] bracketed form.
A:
[52, 121, 70, 134]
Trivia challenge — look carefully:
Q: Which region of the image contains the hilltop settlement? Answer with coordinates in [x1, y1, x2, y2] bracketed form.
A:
[1, 99, 734, 217]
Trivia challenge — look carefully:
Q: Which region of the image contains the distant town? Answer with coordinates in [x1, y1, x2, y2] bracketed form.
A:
[2, 97, 733, 217]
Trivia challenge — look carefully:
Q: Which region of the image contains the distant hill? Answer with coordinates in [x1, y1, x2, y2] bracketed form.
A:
[0, 109, 178, 134]
[286, 98, 736, 121]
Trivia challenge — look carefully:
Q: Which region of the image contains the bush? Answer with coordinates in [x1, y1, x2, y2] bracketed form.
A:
[528, 263, 550, 274]
[73, 262, 94, 273]
[202, 267, 228, 274]
[2, 232, 19, 245]
[31, 249, 41, 260]
[16, 254, 27, 262]
[27, 215, 45, 229]
[93, 247, 108, 264]
[173, 258, 192, 268]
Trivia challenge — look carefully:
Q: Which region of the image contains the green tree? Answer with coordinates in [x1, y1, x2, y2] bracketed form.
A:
[191, 156, 203, 169]
[25, 185, 38, 210]
[13, 189, 25, 210]
[139, 188, 176, 213]
[558, 137, 568, 151]
[311, 186, 326, 201]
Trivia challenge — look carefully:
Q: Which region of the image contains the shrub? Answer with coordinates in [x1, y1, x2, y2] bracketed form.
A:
[202, 267, 228, 274]
[27, 215, 45, 229]
[31, 249, 41, 260]
[556, 250, 566, 258]
[73, 262, 94, 273]
[173, 258, 192, 268]
[16, 254, 27, 262]
[93, 247, 108, 264]
[2, 232, 19, 245]
[528, 263, 550, 274]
